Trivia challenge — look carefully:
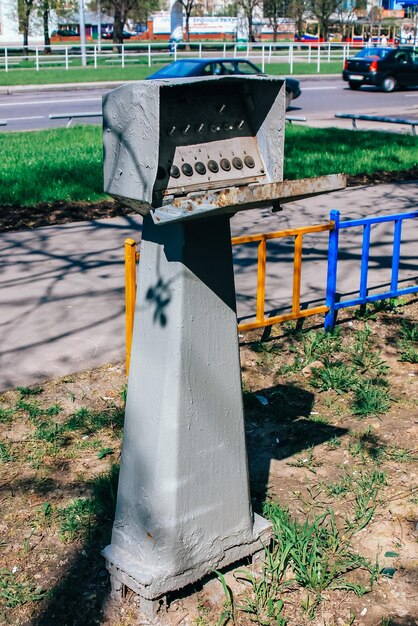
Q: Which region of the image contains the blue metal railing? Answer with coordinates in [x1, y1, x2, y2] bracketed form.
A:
[324, 209, 418, 330]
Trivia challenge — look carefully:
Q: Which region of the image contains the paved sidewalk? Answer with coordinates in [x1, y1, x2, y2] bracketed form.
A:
[1, 180, 417, 391]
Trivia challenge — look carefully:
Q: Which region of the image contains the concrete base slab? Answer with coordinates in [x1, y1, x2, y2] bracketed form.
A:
[103, 512, 271, 602]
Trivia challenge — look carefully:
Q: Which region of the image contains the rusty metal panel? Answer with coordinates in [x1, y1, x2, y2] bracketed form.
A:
[152, 174, 347, 224]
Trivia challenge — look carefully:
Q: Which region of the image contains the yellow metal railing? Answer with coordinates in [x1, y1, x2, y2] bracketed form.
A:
[124, 221, 334, 372]
[231, 222, 334, 332]
[124, 238, 140, 374]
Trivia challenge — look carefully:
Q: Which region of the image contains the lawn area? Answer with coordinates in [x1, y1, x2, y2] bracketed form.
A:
[0, 60, 343, 86]
[0, 64, 163, 86]
[1, 300, 417, 625]
[1, 124, 417, 207]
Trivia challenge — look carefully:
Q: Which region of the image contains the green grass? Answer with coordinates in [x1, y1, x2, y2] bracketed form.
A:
[0, 64, 163, 86]
[0, 58, 343, 86]
[263, 503, 375, 606]
[0, 569, 45, 608]
[2, 124, 417, 207]
[283, 125, 418, 180]
[1, 125, 103, 205]
[266, 60, 344, 75]
[397, 319, 418, 363]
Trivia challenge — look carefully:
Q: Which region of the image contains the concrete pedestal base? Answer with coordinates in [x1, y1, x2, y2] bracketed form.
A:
[103, 215, 272, 613]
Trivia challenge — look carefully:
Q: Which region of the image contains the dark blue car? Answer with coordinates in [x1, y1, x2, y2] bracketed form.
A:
[343, 46, 418, 92]
[147, 58, 301, 109]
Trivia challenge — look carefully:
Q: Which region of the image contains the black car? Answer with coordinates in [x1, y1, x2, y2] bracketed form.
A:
[102, 30, 132, 39]
[147, 58, 301, 109]
[343, 46, 418, 92]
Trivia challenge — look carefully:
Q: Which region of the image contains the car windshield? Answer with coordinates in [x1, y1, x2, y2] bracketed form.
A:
[235, 61, 261, 74]
[152, 60, 202, 77]
[354, 47, 391, 59]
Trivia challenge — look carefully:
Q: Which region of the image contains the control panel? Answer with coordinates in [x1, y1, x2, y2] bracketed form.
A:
[156, 84, 267, 195]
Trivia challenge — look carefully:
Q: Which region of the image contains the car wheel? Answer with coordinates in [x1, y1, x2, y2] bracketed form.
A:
[382, 76, 397, 92]
[285, 91, 292, 110]
[348, 81, 361, 90]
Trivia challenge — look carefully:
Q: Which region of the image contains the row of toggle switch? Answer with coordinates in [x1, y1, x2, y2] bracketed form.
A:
[167, 120, 245, 137]
[169, 155, 255, 179]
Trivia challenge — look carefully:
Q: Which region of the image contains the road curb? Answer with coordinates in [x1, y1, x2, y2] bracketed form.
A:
[0, 81, 127, 95]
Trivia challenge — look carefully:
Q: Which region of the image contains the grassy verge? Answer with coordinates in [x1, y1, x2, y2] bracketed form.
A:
[1, 126, 103, 205]
[1, 124, 417, 207]
[0, 60, 343, 86]
[0, 64, 163, 86]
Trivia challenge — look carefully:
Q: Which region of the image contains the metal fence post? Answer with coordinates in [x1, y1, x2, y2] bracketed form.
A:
[317, 43, 321, 72]
[174, 43, 177, 61]
[391, 218, 403, 294]
[148, 43, 151, 67]
[256, 238, 267, 325]
[94, 44, 97, 68]
[292, 233, 303, 315]
[324, 210, 340, 331]
[5, 47, 8, 72]
[65, 46, 69, 70]
[261, 44, 265, 72]
[35, 46, 39, 71]
[289, 43, 294, 74]
[199, 42, 202, 58]
[121, 43, 125, 68]
[308, 44, 311, 63]
[125, 238, 138, 375]
[359, 223, 371, 302]
[223, 42, 226, 58]
[327, 42, 331, 62]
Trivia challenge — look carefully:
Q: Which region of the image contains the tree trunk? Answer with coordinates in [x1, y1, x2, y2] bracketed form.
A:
[273, 23, 278, 42]
[248, 12, 254, 42]
[23, 24, 29, 48]
[185, 12, 190, 42]
[297, 15, 303, 41]
[43, 5, 51, 54]
[23, 4, 31, 49]
[113, 5, 124, 45]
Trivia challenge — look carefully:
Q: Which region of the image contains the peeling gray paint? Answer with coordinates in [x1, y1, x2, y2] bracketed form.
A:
[103, 217, 271, 600]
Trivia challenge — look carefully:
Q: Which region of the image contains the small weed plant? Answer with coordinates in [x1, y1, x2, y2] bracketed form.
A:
[344, 469, 387, 535]
[398, 319, 418, 363]
[265, 504, 373, 595]
[351, 380, 391, 417]
[310, 360, 357, 394]
[301, 324, 393, 417]
[0, 569, 45, 608]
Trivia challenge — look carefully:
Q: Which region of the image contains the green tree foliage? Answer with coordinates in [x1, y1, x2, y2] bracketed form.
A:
[287, 0, 310, 40]
[311, 0, 342, 41]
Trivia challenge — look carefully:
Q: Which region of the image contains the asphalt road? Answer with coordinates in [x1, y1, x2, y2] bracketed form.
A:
[1, 77, 418, 131]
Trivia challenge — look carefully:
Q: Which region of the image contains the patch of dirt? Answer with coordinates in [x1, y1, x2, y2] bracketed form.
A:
[0, 199, 131, 233]
[1, 299, 417, 625]
[1, 168, 418, 233]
